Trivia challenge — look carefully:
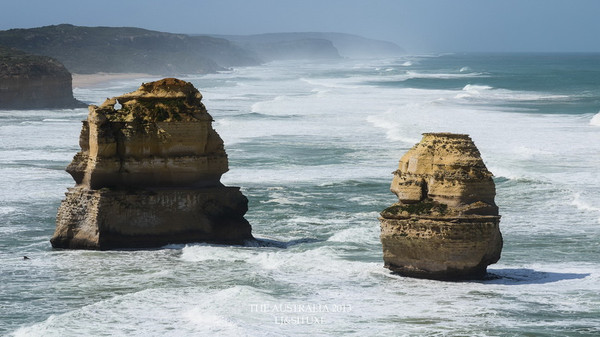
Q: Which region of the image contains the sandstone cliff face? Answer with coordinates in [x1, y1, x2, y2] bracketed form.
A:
[380, 133, 502, 280]
[51, 78, 252, 249]
[0, 47, 84, 109]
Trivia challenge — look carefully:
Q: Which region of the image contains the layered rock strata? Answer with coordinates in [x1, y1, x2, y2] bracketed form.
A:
[51, 78, 252, 249]
[379, 133, 502, 280]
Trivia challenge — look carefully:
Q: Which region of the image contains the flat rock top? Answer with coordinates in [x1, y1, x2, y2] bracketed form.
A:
[421, 132, 470, 138]
[92, 78, 209, 123]
[121, 78, 203, 100]
[0, 46, 70, 78]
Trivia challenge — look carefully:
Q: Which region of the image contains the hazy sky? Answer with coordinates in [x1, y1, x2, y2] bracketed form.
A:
[2, 0, 600, 52]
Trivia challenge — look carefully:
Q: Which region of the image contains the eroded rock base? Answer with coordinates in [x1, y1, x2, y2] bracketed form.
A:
[380, 216, 502, 280]
[51, 186, 252, 249]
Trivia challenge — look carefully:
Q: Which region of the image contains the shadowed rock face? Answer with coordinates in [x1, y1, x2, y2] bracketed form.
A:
[0, 47, 85, 109]
[379, 133, 502, 280]
[51, 78, 252, 249]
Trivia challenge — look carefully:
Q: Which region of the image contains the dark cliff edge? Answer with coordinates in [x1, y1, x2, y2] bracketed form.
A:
[0, 46, 85, 110]
[0, 24, 261, 75]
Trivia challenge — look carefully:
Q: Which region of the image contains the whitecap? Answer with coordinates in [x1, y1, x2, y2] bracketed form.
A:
[260, 195, 309, 206]
[456, 84, 571, 103]
[42, 119, 72, 123]
[365, 114, 420, 144]
[183, 308, 238, 330]
[571, 193, 600, 223]
[590, 112, 600, 126]
[405, 71, 484, 80]
[327, 225, 378, 244]
[401, 61, 412, 67]
[180, 244, 250, 263]
[0, 206, 17, 215]
[456, 84, 494, 98]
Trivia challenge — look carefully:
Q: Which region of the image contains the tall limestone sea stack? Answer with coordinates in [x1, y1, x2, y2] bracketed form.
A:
[379, 133, 502, 280]
[51, 78, 252, 249]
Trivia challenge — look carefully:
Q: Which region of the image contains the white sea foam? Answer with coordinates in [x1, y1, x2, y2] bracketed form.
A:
[365, 113, 421, 145]
[590, 112, 600, 126]
[10, 287, 262, 337]
[180, 244, 250, 262]
[0, 206, 16, 215]
[299, 77, 362, 89]
[571, 193, 600, 223]
[456, 84, 571, 103]
[401, 61, 413, 66]
[327, 225, 379, 244]
[4, 57, 600, 336]
[405, 70, 485, 79]
[42, 118, 72, 123]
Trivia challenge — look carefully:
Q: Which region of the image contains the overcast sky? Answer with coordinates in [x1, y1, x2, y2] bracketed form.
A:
[2, 0, 600, 53]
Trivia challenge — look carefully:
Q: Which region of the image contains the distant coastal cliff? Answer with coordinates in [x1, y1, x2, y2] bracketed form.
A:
[218, 32, 405, 59]
[0, 24, 261, 74]
[0, 25, 405, 76]
[0, 24, 404, 109]
[0, 47, 84, 109]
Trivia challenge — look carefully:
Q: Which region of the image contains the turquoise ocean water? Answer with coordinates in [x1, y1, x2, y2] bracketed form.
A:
[1, 53, 599, 336]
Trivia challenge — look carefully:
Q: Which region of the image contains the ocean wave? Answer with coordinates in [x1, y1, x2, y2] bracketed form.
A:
[455, 84, 493, 99]
[42, 119, 72, 123]
[260, 195, 310, 206]
[487, 167, 546, 184]
[0, 206, 17, 215]
[405, 71, 485, 79]
[590, 112, 600, 126]
[456, 84, 571, 102]
[327, 224, 379, 244]
[365, 114, 421, 144]
[310, 87, 330, 94]
[299, 77, 362, 89]
[229, 112, 301, 119]
[10, 286, 260, 337]
[571, 193, 600, 223]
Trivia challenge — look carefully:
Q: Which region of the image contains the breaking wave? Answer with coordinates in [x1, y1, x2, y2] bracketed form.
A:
[591, 112, 600, 126]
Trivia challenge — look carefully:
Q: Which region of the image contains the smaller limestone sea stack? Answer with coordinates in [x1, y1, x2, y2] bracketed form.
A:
[51, 78, 252, 249]
[379, 133, 502, 280]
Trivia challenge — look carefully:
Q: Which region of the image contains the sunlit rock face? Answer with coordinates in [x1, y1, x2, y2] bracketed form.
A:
[379, 133, 502, 280]
[51, 78, 252, 249]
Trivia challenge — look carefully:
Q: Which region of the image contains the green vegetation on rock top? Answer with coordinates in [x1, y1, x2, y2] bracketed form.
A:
[0, 46, 69, 77]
